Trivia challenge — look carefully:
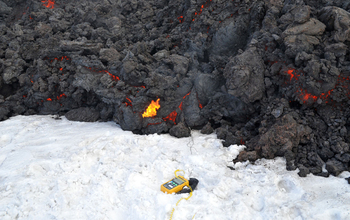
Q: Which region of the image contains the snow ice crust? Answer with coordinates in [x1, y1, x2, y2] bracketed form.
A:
[0, 115, 349, 220]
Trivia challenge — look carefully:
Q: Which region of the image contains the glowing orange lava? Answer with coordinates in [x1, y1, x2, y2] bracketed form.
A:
[104, 70, 120, 81]
[178, 16, 184, 23]
[57, 94, 67, 100]
[183, 92, 191, 99]
[142, 98, 160, 118]
[163, 111, 177, 124]
[42, 0, 55, 9]
[285, 68, 300, 81]
[192, 0, 212, 22]
[48, 56, 70, 63]
[178, 102, 183, 111]
[124, 97, 132, 106]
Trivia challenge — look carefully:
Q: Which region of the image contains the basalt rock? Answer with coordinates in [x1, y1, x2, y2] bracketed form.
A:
[65, 107, 100, 122]
[1, 0, 350, 179]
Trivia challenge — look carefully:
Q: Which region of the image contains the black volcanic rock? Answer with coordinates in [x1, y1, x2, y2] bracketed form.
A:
[169, 122, 191, 138]
[1, 0, 350, 178]
[224, 47, 265, 104]
[65, 107, 100, 122]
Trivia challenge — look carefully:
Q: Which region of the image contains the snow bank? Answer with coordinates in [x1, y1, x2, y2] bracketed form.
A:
[0, 115, 349, 220]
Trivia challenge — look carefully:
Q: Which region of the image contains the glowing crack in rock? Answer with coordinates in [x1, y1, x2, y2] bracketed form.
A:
[163, 111, 177, 124]
[142, 98, 160, 118]
[42, 0, 55, 9]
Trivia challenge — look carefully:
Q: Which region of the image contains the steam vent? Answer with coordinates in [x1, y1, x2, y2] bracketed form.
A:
[1, 0, 350, 179]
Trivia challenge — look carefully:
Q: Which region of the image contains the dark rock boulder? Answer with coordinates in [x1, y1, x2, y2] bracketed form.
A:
[211, 15, 250, 57]
[0, 0, 12, 16]
[326, 159, 348, 176]
[65, 107, 100, 122]
[237, 114, 313, 161]
[169, 122, 191, 138]
[319, 6, 350, 42]
[201, 122, 214, 135]
[223, 47, 265, 104]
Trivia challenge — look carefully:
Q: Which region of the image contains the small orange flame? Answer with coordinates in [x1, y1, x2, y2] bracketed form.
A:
[42, 0, 55, 9]
[142, 98, 160, 118]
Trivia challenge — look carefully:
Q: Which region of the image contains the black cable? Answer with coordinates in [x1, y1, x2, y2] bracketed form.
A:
[176, 178, 199, 194]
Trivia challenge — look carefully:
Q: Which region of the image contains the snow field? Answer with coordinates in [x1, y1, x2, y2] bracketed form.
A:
[0, 115, 349, 220]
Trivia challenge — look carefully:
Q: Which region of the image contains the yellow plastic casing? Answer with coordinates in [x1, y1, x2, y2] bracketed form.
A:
[161, 175, 190, 194]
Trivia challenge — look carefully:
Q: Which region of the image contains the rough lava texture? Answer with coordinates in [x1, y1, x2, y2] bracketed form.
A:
[1, 0, 350, 180]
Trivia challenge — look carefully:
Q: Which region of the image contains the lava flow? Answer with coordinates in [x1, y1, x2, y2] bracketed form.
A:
[163, 111, 177, 124]
[42, 0, 55, 9]
[124, 97, 132, 107]
[285, 68, 300, 81]
[142, 98, 160, 118]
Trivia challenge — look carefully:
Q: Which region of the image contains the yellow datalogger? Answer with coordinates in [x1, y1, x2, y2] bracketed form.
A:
[161, 171, 190, 194]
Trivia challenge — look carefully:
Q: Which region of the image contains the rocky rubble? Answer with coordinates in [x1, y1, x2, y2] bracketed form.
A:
[0, 0, 350, 180]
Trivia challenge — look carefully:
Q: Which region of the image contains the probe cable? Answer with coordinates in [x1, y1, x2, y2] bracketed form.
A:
[169, 169, 194, 220]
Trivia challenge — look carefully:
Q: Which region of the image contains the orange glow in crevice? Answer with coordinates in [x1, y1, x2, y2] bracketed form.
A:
[297, 88, 318, 103]
[42, 0, 55, 9]
[183, 92, 191, 99]
[163, 111, 178, 124]
[285, 68, 300, 81]
[192, 0, 212, 22]
[178, 102, 183, 111]
[240, 138, 245, 145]
[195, 93, 203, 109]
[103, 70, 120, 81]
[57, 93, 67, 100]
[46, 94, 67, 102]
[85, 67, 120, 82]
[133, 85, 146, 89]
[47, 56, 70, 63]
[124, 97, 132, 107]
[142, 98, 160, 118]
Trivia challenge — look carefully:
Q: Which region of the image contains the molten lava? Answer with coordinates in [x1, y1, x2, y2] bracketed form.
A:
[124, 97, 132, 106]
[183, 92, 191, 99]
[57, 94, 67, 100]
[142, 98, 160, 118]
[163, 111, 178, 124]
[42, 0, 55, 9]
[178, 102, 183, 111]
[285, 68, 300, 81]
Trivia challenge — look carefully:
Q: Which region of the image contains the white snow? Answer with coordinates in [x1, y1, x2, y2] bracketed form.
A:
[0, 115, 349, 220]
